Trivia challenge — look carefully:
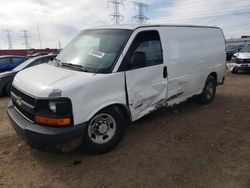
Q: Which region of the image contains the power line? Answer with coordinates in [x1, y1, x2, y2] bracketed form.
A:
[5, 30, 13, 49]
[132, 2, 149, 24]
[152, 0, 250, 9]
[107, 0, 126, 24]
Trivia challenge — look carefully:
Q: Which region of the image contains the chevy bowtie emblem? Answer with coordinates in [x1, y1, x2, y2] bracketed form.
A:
[16, 97, 22, 107]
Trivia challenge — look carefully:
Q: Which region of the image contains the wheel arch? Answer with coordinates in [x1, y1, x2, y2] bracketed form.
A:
[208, 72, 217, 83]
[86, 102, 131, 123]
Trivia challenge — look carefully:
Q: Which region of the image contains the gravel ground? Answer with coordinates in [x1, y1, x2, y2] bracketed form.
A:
[0, 70, 250, 188]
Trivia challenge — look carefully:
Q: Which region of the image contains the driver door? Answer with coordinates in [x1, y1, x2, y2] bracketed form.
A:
[122, 30, 167, 121]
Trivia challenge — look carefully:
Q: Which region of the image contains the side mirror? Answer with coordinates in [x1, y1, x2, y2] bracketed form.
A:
[129, 51, 147, 69]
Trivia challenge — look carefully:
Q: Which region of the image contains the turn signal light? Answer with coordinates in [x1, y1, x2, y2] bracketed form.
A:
[35, 116, 71, 126]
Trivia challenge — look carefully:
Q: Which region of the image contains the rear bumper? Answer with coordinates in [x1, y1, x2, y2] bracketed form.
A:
[7, 101, 87, 145]
[217, 76, 225, 85]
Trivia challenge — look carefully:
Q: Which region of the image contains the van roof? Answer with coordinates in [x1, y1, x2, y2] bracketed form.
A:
[85, 24, 221, 31]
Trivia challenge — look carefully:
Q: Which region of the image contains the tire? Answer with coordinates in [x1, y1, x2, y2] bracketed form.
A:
[231, 69, 238, 74]
[199, 75, 217, 105]
[82, 106, 127, 154]
[4, 82, 12, 96]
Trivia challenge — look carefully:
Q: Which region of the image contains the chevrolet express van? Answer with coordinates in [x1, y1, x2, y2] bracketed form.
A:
[7, 25, 226, 153]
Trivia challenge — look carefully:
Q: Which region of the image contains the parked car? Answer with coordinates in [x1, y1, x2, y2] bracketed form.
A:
[0, 55, 27, 73]
[0, 54, 56, 96]
[227, 45, 250, 73]
[7, 24, 225, 153]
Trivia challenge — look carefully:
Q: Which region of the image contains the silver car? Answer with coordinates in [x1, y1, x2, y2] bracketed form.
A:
[227, 45, 250, 73]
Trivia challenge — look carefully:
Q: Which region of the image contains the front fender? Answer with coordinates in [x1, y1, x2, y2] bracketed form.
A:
[86, 102, 129, 122]
[64, 72, 127, 125]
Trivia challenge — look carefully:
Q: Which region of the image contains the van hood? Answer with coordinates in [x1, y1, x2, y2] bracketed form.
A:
[233, 52, 250, 59]
[13, 63, 95, 97]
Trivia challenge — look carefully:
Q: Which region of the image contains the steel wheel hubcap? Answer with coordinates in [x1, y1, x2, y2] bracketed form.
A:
[206, 82, 214, 99]
[88, 113, 116, 144]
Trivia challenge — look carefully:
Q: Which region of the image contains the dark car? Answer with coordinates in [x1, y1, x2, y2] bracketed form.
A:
[0, 55, 27, 73]
[226, 45, 238, 61]
[0, 54, 56, 96]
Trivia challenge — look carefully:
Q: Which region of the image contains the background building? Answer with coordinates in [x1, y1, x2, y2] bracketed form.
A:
[226, 36, 250, 47]
[0, 48, 58, 56]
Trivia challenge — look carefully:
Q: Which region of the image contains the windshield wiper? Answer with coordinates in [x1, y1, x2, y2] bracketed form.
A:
[52, 58, 62, 66]
[61, 62, 89, 72]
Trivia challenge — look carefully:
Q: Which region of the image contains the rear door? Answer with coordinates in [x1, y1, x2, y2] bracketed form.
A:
[121, 30, 167, 121]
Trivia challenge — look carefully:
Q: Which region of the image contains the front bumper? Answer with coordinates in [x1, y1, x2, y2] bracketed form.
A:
[227, 63, 250, 71]
[7, 101, 87, 145]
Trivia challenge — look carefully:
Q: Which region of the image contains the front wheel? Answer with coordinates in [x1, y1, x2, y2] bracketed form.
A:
[82, 106, 127, 154]
[199, 76, 216, 104]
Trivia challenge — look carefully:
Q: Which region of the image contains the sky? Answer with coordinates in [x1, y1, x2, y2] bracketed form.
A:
[0, 0, 249, 49]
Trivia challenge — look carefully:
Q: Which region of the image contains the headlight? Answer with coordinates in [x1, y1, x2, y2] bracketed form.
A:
[49, 101, 57, 113]
[35, 98, 73, 126]
[48, 100, 72, 115]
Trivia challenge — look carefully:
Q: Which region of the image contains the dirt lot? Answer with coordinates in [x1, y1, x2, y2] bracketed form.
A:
[0, 70, 250, 188]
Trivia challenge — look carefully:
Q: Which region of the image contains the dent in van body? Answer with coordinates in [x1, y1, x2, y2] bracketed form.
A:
[128, 81, 166, 120]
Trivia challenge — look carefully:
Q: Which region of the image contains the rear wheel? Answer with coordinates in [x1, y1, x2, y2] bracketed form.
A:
[199, 76, 216, 104]
[4, 82, 12, 96]
[82, 106, 127, 154]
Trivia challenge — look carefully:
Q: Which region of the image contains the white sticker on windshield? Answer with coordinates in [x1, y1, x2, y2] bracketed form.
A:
[88, 49, 105, 59]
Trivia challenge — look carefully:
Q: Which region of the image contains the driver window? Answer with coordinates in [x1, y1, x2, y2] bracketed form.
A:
[123, 30, 163, 70]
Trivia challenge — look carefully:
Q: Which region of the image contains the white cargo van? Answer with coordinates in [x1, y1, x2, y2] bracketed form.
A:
[7, 25, 226, 153]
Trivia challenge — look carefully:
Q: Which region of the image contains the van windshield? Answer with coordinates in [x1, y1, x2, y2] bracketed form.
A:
[56, 29, 131, 73]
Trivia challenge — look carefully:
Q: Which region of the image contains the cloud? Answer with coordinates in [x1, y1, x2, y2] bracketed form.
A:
[0, 0, 113, 49]
[150, 0, 250, 38]
[0, 0, 249, 49]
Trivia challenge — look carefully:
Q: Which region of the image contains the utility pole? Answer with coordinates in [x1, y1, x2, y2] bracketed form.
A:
[107, 0, 125, 24]
[22, 30, 30, 49]
[58, 40, 62, 50]
[132, 2, 149, 24]
[5, 30, 13, 49]
[37, 22, 42, 49]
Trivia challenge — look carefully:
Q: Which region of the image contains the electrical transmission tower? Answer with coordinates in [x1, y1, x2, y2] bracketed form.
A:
[132, 2, 149, 24]
[5, 30, 13, 49]
[107, 0, 125, 24]
[37, 22, 42, 49]
[22, 30, 30, 49]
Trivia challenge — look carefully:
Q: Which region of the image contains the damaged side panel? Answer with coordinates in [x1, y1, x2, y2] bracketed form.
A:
[125, 64, 167, 121]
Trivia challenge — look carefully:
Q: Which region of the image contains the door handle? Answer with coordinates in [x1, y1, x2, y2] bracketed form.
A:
[163, 66, 168, 78]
